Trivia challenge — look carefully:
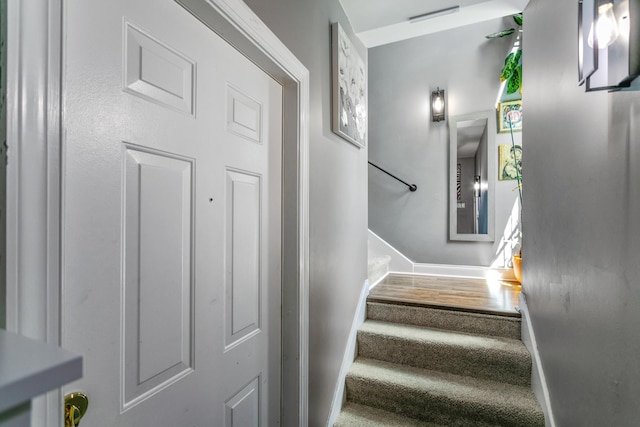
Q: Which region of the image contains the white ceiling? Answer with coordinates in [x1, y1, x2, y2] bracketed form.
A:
[339, 0, 530, 47]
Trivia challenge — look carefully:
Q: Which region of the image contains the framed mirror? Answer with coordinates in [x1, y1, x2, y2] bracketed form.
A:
[449, 110, 496, 242]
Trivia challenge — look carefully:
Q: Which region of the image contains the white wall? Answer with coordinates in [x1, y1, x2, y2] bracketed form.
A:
[241, 1, 368, 426]
[524, 0, 640, 424]
[368, 17, 522, 266]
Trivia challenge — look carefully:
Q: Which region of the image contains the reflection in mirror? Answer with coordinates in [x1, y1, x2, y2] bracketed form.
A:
[449, 111, 496, 242]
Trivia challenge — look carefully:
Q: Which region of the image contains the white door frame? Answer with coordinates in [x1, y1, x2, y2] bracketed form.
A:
[5, 0, 310, 425]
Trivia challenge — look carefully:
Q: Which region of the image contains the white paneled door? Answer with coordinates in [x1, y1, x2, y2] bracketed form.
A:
[61, 0, 282, 425]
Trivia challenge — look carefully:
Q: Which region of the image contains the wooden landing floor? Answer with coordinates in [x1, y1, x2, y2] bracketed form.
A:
[368, 273, 522, 317]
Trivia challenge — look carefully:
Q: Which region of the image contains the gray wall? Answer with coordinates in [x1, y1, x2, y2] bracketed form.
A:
[368, 18, 522, 266]
[0, 0, 6, 329]
[524, 0, 640, 425]
[241, 1, 368, 426]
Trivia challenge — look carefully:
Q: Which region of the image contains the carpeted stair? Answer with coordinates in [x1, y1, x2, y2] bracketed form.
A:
[335, 301, 544, 426]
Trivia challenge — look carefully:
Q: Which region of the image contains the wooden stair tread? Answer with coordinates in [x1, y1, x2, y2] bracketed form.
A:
[368, 273, 521, 318]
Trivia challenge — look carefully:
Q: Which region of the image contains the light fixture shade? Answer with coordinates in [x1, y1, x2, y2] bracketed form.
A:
[588, 2, 620, 49]
[431, 88, 446, 122]
[579, 0, 640, 91]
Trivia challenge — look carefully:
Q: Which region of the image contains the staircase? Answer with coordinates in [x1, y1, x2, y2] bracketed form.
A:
[335, 300, 544, 426]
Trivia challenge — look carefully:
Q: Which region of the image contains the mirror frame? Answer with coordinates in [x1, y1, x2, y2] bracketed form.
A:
[449, 110, 496, 242]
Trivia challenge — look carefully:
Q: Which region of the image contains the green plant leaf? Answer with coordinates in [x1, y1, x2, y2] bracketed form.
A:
[507, 65, 522, 94]
[501, 49, 522, 82]
[513, 13, 523, 26]
[518, 64, 523, 95]
[485, 28, 515, 39]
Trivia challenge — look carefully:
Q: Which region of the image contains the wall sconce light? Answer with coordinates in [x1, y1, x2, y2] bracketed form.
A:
[578, 0, 640, 91]
[431, 87, 446, 122]
[588, 2, 620, 48]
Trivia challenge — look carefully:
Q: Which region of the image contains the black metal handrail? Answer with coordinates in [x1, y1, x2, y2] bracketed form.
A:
[368, 161, 417, 192]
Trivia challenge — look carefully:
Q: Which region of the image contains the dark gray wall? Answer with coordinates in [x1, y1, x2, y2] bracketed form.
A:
[241, 1, 368, 426]
[524, 0, 640, 425]
[368, 18, 522, 266]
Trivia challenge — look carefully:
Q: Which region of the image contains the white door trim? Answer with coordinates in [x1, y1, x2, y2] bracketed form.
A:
[5, 0, 310, 425]
[6, 1, 63, 424]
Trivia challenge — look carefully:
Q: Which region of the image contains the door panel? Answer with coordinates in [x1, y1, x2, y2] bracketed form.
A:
[225, 377, 261, 427]
[62, 0, 282, 424]
[124, 22, 196, 115]
[122, 145, 195, 408]
[225, 169, 262, 349]
[226, 85, 262, 143]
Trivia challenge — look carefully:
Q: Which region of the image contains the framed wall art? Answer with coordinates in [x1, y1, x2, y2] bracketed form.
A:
[331, 22, 367, 148]
[497, 100, 522, 133]
[498, 143, 523, 181]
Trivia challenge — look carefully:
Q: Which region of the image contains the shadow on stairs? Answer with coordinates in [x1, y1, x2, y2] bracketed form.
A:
[334, 279, 544, 426]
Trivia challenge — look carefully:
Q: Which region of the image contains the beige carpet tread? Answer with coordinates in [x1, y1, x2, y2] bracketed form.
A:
[359, 320, 527, 353]
[346, 358, 544, 426]
[334, 402, 446, 427]
[358, 320, 531, 386]
[366, 302, 521, 340]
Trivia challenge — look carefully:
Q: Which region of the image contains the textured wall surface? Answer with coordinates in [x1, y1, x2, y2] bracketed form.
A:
[241, 1, 368, 426]
[524, 0, 640, 425]
[368, 18, 522, 266]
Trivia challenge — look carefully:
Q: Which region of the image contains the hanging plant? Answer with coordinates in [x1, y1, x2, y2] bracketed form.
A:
[501, 50, 522, 82]
[487, 14, 523, 96]
[485, 28, 515, 39]
[512, 13, 523, 26]
[485, 14, 522, 39]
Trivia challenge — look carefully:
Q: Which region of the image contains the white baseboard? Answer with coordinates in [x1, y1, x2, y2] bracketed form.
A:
[369, 230, 511, 279]
[410, 263, 505, 279]
[519, 293, 556, 427]
[368, 271, 389, 291]
[326, 279, 370, 427]
[368, 230, 414, 273]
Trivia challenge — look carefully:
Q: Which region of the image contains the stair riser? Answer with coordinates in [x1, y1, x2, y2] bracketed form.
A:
[367, 302, 521, 339]
[346, 375, 544, 427]
[358, 332, 532, 386]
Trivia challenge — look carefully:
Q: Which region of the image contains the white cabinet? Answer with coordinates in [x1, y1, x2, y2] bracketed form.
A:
[0, 330, 82, 426]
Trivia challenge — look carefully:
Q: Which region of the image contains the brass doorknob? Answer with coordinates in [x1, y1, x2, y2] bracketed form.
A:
[64, 392, 88, 427]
